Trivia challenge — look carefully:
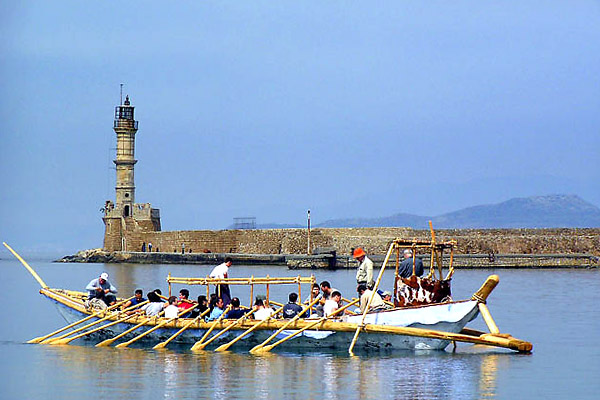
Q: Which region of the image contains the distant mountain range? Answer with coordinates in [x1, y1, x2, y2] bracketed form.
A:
[255, 195, 600, 229]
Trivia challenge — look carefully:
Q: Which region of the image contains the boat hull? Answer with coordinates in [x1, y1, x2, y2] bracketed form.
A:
[44, 288, 479, 351]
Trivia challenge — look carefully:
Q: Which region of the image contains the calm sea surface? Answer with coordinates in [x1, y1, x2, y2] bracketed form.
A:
[1, 255, 598, 399]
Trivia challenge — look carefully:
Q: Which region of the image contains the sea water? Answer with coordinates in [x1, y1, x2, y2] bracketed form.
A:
[0, 256, 598, 399]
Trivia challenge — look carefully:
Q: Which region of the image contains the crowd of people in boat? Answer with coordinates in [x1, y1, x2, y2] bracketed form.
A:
[84, 247, 425, 321]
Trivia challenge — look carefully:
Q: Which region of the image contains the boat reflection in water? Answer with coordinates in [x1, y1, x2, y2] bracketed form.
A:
[39, 344, 508, 399]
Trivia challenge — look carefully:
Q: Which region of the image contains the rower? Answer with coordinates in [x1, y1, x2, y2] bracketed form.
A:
[323, 290, 343, 317]
[122, 289, 146, 312]
[357, 284, 386, 313]
[253, 298, 275, 320]
[282, 293, 304, 319]
[177, 288, 195, 317]
[164, 296, 179, 318]
[224, 297, 246, 319]
[190, 295, 208, 318]
[207, 296, 225, 321]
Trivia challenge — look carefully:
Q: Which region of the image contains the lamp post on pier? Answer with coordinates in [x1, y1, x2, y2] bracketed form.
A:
[307, 210, 311, 255]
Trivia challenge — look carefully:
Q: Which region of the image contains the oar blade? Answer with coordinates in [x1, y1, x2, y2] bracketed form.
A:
[27, 337, 45, 344]
[114, 342, 129, 349]
[214, 344, 230, 352]
[249, 344, 263, 354]
[50, 338, 72, 346]
[190, 341, 207, 351]
[95, 338, 116, 347]
[152, 342, 167, 350]
[261, 344, 275, 353]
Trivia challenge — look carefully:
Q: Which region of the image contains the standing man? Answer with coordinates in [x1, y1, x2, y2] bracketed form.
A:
[86, 272, 118, 306]
[398, 249, 424, 278]
[209, 257, 233, 306]
[353, 248, 373, 288]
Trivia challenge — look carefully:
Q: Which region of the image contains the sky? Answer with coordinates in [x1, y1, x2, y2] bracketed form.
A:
[1, 1, 599, 254]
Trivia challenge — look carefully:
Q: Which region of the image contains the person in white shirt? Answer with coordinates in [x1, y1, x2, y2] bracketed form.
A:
[323, 291, 342, 317]
[253, 298, 275, 320]
[164, 296, 179, 319]
[139, 291, 165, 316]
[209, 257, 232, 306]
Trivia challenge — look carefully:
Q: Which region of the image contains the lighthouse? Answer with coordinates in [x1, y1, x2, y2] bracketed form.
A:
[102, 95, 160, 251]
[113, 95, 137, 216]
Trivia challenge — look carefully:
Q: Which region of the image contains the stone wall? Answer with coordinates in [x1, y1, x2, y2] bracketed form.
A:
[119, 227, 600, 256]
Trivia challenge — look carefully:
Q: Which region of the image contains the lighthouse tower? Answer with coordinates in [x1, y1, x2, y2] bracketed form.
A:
[114, 95, 137, 215]
[102, 95, 161, 251]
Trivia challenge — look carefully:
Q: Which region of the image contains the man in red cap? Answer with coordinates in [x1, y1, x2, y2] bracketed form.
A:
[353, 247, 373, 287]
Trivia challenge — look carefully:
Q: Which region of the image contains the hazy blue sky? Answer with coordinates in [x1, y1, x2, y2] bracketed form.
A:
[1, 1, 599, 254]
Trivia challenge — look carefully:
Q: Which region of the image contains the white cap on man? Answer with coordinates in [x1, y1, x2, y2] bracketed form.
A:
[403, 249, 412, 256]
[100, 272, 109, 280]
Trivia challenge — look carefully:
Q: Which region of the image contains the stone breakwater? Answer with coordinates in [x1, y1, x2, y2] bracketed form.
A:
[61, 227, 599, 268]
[58, 249, 598, 268]
[115, 227, 599, 256]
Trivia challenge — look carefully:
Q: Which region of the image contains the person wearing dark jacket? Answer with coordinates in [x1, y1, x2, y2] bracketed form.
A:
[282, 292, 304, 319]
[398, 249, 424, 278]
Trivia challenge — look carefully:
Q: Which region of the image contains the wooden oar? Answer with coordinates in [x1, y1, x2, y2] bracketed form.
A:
[96, 310, 164, 347]
[43, 300, 149, 344]
[28, 296, 134, 344]
[192, 308, 255, 351]
[152, 307, 212, 350]
[214, 306, 283, 352]
[190, 305, 232, 351]
[358, 322, 532, 353]
[258, 298, 360, 353]
[3, 242, 48, 288]
[51, 308, 146, 345]
[249, 297, 320, 354]
[348, 242, 394, 355]
[114, 308, 192, 349]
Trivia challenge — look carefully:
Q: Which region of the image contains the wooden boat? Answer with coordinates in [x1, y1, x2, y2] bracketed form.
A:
[4, 239, 533, 354]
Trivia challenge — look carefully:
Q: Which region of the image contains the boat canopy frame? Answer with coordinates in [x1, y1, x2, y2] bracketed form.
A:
[166, 274, 316, 307]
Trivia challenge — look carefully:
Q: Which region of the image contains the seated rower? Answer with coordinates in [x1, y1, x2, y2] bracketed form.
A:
[206, 296, 225, 321]
[139, 291, 166, 316]
[319, 281, 338, 304]
[225, 297, 246, 319]
[304, 283, 323, 317]
[282, 292, 304, 319]
[178, 289, 195, 316]
[122, 289, 146, 310]
[164, 296, 179, 319]
[190, 295, 209, 318]
[323, 290, 343, 317]
[253, 298, 274, 320]
[380, 290, 394, 309]
[357, 284, 386, 314]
